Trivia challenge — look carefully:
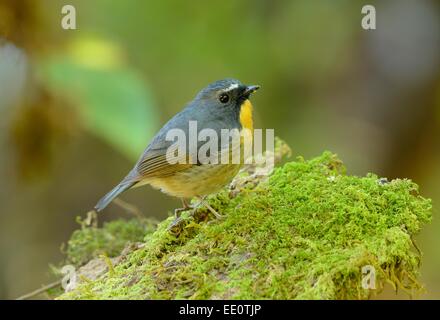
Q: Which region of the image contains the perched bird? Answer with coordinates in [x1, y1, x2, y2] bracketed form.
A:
[94, 79, 260, 217]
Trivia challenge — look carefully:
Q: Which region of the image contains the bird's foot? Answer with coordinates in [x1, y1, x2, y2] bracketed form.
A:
[174, 199, 193, 218]
[169, 204, 198, 232]
[168, 198, 224, 232]
[197, 197, 225, 220]
[174, 207, 191, 218]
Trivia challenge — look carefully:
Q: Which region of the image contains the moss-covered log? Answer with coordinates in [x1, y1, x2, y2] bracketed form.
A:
[58, 148, 432, 300]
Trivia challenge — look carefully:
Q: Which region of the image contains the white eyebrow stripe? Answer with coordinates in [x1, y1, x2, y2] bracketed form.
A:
[222, 83, 239, 92]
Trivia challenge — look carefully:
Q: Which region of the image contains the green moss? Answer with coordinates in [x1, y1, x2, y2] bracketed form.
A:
[64, 217, 157, 267]
[59, 152, 432, 300]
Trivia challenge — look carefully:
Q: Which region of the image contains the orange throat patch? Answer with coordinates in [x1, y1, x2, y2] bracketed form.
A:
[239, 99, 254, 131]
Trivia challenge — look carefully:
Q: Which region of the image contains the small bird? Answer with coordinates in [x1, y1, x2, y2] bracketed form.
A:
[94, 79, 260, 217]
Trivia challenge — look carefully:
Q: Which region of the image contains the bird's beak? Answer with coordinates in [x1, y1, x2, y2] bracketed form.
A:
[241, 85, 260, 98]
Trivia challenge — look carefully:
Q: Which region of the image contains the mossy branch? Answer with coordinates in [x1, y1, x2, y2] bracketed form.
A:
[55, 139, 432, 300]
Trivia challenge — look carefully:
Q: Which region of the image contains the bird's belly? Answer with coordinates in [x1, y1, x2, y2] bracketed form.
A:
[147, 164, 241, 198]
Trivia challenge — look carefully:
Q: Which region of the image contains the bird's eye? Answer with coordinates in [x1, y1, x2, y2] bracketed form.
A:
[219, 93, 230, 104]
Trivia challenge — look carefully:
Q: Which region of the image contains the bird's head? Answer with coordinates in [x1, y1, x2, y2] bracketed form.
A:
[195, 78, 260, 110]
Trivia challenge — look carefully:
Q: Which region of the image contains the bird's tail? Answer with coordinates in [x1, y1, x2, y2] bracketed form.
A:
[94, 181, 135, 212]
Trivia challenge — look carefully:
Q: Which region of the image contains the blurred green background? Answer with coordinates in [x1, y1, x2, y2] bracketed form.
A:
[0, 0, 439, 299]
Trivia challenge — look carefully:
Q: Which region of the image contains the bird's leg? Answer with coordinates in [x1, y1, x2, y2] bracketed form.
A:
[196, 196, 225, 220]
[168, 199, 196, 231]
[168, 197, 224, 231]
[174, 198, 193, 218]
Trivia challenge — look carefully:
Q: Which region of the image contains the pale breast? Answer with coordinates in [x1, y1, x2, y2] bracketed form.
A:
[147, 164, 241, 198]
